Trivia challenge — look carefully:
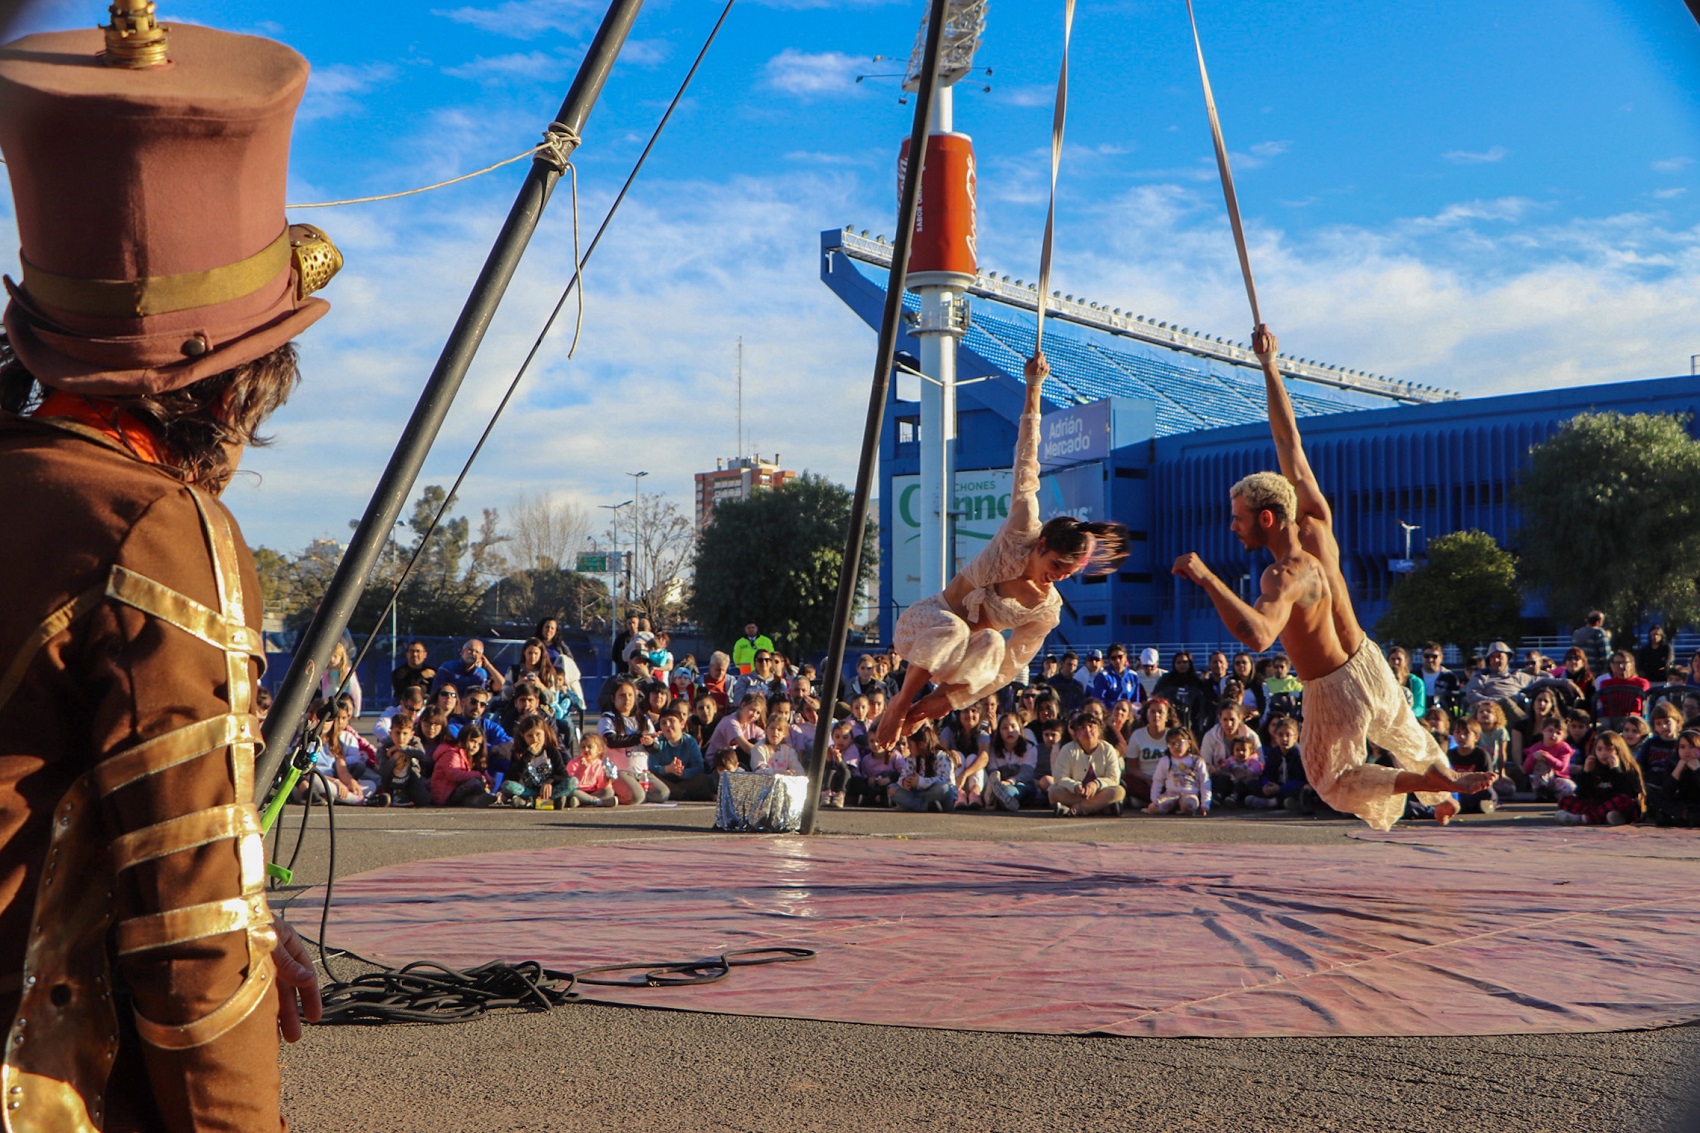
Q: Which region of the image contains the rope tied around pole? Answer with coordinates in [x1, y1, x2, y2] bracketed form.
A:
[1033, 0, 1076, 357]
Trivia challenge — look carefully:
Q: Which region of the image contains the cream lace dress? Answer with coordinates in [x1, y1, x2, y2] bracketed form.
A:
[892, 411, 1060, 711]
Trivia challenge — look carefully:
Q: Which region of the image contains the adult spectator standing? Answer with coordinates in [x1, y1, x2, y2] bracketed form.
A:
[611, 614, 641, 675]
[0, 17, 326, 1127]
[1572, 611, 1612, 678]
[536, 617, 569, 668]
[1203, 651, 1232, 699]
[392, 639, 437, 702]
[1417, 642, 1461, 709]
[432, 639, 505, 697]
[1092, 645, 1143, 706]
[1637, 625, 1676, 686]
[1135, 648, 1166, 698]
[1075, 649, 1106, 690]
[1153, 651, 1211, 735]
[732, 622, 774, 676]
[1462, 642, 1533, 709]
[1047, 652, 1086, 715]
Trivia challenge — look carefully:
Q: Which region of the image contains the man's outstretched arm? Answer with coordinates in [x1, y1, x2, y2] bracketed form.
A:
[1253, 324, 1331, 525]
[1173, 553, 1295, 653]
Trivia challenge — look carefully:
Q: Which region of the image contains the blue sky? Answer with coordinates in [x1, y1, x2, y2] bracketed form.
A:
[3, 0, 1698, 556]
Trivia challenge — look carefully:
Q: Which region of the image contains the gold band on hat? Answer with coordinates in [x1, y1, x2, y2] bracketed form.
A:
[19, 228, 293, 318]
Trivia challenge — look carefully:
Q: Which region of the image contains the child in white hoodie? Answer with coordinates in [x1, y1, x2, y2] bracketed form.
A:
[1148, 726, 1212, 816]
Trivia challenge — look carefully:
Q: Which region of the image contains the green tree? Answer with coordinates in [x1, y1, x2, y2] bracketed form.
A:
[689, 474, 877, 656]
[1375, 530, 1523, 650]
[1514, 412, 1700, 633]
[479, 566, 610, 630]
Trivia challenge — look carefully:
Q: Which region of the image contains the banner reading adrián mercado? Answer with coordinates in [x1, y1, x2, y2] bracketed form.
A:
[889, 398, 1126, 611]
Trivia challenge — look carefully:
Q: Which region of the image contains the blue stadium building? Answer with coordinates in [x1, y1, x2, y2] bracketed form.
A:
[821, 227, 1700, 651]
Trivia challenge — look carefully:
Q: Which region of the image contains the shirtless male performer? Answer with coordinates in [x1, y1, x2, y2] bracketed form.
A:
[1171, 325, 1493, 831]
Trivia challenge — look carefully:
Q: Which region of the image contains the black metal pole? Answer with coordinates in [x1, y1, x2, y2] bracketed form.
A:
[800, 0, 952, 834]
[257, 0, 646, 802]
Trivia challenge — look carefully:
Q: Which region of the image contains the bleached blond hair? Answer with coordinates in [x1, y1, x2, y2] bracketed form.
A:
[1230, 471, 1298, 524]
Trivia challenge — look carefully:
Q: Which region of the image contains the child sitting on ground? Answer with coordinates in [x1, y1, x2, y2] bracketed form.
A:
[1522, 718, 1577, 801]
[564, 732, 618, 808]
[503, 713, 568, 807]
[1253, 714, 1308, 811]
[1556, 731, 1647, 826]
[1638, 703, 1684, 819]
[1032, 717, 1065, 799]
[1213, 733, 1265, 808]
[1420, 705, 1452, 752]
[430, 724, 497, 808]
[376, 711, 430, 807]
[750, 716, 807, 776]
[1657, 729, 1700, 827]
[1448, 716, 1498, 815]
[985, 712, 1039, 812]
[891, 724, 958, 813]
[1148, 726, 1211, 816]
[1473, 700, 1518, 798]
[817, 719, 857, 808]
[850, 734, 898, 808]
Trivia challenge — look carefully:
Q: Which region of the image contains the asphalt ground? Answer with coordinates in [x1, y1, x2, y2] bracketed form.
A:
[269, 800, 1700, 1132]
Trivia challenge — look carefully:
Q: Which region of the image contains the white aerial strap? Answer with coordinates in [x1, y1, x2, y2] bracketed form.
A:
[1033, 0, 1076, 357]
[1183, 0, 1263, 328]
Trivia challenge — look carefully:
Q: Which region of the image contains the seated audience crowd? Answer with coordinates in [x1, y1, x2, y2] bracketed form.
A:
[276, 614, 1697, 827]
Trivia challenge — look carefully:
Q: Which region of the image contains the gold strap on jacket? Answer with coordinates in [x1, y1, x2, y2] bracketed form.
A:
[93, 713, 256, 797]
[130, 951, 276, 1051]
[109, 805, 257, 873]
[18, 229, 291, 319]
[0, 584, 104, 717]
[115, 893, 268, 957]
[105, 565, 264, 658]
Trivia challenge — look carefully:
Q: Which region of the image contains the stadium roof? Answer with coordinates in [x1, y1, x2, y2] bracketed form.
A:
[821, 227, 1456, 438]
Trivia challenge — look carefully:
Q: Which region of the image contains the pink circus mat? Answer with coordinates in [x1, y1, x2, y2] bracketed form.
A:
[303, 830, 1700, 1038]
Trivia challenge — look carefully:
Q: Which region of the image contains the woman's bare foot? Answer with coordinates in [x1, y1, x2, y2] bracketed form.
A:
[1433, 797, 1461, 825]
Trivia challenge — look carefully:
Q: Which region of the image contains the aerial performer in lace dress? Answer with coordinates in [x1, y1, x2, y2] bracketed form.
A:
[874, 353, 1132, 751]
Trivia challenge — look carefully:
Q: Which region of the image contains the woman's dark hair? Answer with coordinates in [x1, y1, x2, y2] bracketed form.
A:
[534, 617, 561, 643]
[601, 677, 640, 735]
[2, 336, 301, 491]
[516, 636, 558, 686]
[1036, 516, 1131, 576]
[1171, 651, 1194, 671]
[1069, 709, 1104, 732]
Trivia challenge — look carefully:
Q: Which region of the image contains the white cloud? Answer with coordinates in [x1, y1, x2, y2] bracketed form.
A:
[1442, 145, 1508, 165]
[1654, 187, 1687, 200]
[1653, 156, 1693, 174]
[764, 49, 867, 97]
[444, 50, 559, 83]
[1248, 141, 1289, 159]
[227, 166, 887, 551]
[433, 0, 604, 39]
[299, 62, 398, 122]
[995, 84, 1055, 109]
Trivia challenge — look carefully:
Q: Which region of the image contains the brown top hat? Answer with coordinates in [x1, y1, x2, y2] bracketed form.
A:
[0, 19, 338, 395]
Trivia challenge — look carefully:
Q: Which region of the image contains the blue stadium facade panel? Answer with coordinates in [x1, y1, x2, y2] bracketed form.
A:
[820, 228, 1700, 650]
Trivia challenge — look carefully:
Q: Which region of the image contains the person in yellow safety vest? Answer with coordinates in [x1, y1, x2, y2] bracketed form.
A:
[732, 623, 775, 675]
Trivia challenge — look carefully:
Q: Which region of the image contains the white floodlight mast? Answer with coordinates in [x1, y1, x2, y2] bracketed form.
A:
[904, 0, 987, 597]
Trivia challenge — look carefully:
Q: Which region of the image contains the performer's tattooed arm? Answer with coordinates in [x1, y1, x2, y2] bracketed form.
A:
[1172, 552, 1297, 652]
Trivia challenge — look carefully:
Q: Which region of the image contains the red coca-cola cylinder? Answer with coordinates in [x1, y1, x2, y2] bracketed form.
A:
[897, 133, 977, 284]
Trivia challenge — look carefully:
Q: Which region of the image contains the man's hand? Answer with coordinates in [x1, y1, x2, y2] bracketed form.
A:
[1024, 352, 1049, 383]
[1172, 553, 1214, 586]
[1251, 323, 1278, 362]
[272, 921, 322, 1043]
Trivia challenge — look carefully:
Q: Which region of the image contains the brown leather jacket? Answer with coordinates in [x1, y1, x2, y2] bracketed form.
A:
[0, 413, 282, 1132]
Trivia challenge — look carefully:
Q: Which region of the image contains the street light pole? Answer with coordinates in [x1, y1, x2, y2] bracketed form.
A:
[599, 499, 632, 672]
[627, 469, 648, 614]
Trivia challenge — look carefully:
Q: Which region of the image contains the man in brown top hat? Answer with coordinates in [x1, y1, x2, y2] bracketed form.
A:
[0, 6, 334, 1129]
